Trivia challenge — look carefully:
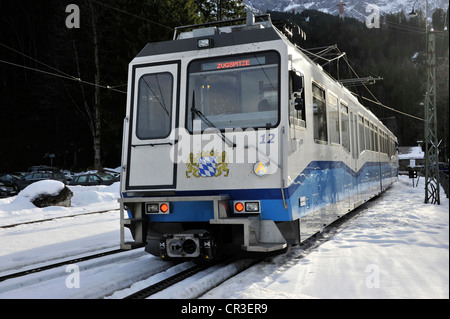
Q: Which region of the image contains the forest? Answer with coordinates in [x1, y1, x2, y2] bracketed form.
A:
[0, 1, 448, 172]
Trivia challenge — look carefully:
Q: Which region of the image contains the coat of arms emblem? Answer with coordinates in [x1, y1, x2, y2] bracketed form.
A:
[186, 150, 229, 178]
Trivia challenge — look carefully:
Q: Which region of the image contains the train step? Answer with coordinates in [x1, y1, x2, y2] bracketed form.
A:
[211, 216, 287, 252]
[245, 242, 287, 252]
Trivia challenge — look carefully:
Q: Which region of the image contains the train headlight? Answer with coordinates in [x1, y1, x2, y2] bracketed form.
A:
[245, 202, 260, 212]
[146, 203, 159, 214]
[253, 161, 279, 177]
[253, 161, 268, 176]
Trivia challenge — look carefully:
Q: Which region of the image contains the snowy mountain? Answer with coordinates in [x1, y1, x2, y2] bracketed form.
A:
[244, 0, 449, 21]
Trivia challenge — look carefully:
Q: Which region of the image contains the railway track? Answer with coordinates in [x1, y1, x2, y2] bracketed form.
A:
[0, 248, 124, 283]
[0, 209, 118, 229]
[124, 260, 218, 299]
[122, 257, 262, 299]
[120, 194, 382, 299]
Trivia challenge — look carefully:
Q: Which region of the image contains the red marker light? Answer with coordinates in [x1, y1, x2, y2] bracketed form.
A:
[160, 203, 169, 213]
[235, 202, 244, 212]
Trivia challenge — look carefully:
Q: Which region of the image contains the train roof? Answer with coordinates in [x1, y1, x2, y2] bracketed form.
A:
[136, 14, 303, 58]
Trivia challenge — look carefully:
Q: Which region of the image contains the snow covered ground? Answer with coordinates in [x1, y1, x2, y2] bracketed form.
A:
[0, 175, 448, 299]
[203, 176, 449, 299]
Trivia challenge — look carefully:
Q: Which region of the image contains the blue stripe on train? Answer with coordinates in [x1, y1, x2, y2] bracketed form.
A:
[141, 161, 396, 222]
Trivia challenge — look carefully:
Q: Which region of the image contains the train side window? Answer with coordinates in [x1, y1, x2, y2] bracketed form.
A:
[312, 82, 327, 143]
[384, 132, 388, 154]
[328, 93, 340, 145]
[364, 119, 370, 152]
[374, 126, 379, 152]
[289, 70, 305, 127]
[340, 103, 350, 152]
[388, 137, 394, 157]
[370, 123, 375, 151]
[358, 115, 365, 153]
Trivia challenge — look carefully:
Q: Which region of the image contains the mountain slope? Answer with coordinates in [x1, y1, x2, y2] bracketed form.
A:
[244, 0, 448, 21]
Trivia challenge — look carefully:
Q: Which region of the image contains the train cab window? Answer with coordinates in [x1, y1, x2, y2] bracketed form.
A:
[328, 93, 340, 145]
[312, 83, 327, 143]
[186, 51, 280, 131]
[136, 72, 173, 139]
[289, 70, 305, 128]
[340, 103, 350, 152]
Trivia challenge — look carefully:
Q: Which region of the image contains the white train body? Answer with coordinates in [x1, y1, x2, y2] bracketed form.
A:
[119, 15, 398, 259]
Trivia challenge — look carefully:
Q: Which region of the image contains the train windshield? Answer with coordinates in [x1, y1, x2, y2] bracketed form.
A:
[187, 51, 279, 131]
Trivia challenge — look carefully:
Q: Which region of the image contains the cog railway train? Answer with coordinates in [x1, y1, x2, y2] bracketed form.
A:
[119, 13, 398, 260]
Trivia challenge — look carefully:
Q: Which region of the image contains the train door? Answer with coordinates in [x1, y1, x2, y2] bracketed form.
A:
[125, 62, 180, 189]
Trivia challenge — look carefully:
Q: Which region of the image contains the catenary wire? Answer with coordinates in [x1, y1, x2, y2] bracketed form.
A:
[0, 58, 126, 94]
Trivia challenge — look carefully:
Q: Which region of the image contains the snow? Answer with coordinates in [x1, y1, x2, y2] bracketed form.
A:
[0, 180, 120, 227]
[203, 176, 449, 299]
[0, 175, 448, 299]
[398, 145, 424, 160]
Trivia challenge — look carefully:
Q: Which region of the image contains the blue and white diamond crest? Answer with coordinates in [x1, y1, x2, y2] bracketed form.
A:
[198, 156, 217, 177]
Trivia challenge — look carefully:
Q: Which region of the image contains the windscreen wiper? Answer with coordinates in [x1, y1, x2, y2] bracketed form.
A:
[190, 91, 236, 148]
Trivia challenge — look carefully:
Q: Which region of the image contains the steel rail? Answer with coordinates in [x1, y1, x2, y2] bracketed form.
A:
[0, 209, 118, 229]
[0, 248, 124, 283]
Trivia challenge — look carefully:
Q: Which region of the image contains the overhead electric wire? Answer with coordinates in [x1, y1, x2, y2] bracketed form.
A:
[0, 58, 126, 94]
[338, 47, 425, 122]
[385, 21, 427, 35]
[1, 40, 127, 94]
[301, 43, 425, 122]
[353, 93, 425, 122]
[0, 42, 77, 80]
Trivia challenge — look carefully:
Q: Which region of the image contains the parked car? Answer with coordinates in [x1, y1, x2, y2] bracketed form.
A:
[69, 173, 116, 186]
[16, 170, 67, 190]
[0, 181, 19, 198]
[0, 173, 22, 185]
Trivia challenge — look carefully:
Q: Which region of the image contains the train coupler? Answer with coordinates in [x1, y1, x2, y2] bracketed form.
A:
[159, 231, 216, 260]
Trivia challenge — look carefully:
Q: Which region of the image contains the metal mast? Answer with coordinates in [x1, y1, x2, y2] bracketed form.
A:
[424, 31, 440, 204]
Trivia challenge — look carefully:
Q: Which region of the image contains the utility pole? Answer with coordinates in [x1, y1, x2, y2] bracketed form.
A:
[410, 0, 440, 204]
[424, 31, 440, 204]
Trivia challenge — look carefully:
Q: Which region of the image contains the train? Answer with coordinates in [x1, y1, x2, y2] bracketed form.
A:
[119, 13, 398, 260]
